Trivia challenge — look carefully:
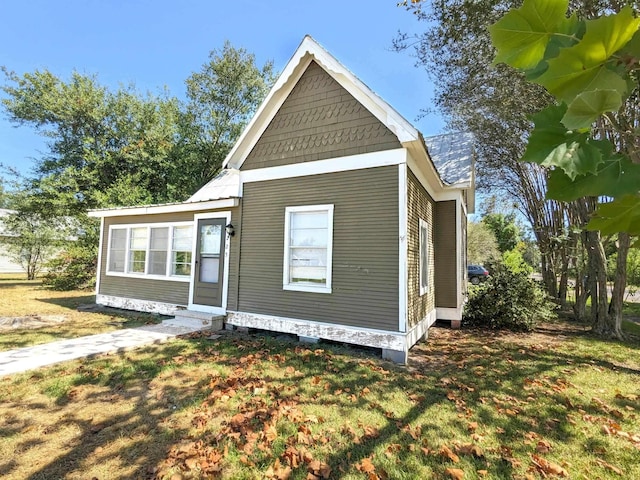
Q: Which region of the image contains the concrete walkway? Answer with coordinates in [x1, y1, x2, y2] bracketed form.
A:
[0, 323, 204, 378]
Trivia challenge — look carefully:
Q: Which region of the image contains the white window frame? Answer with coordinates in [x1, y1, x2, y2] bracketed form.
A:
[283, 204, 334, 294]
[419, 218, 430, 296]
[105, 222, 193, 282]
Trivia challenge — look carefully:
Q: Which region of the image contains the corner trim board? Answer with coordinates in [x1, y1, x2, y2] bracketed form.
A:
[95, 217, 104, 296]
[398, 163, 408, 333]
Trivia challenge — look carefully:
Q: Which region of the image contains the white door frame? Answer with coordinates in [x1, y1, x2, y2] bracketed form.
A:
[188, 211, 232, 314]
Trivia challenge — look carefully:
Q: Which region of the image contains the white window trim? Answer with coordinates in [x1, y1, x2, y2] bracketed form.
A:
[283, 204, 334, 294]
[106, 221, 193, 283]
[419, 218, 430, 296]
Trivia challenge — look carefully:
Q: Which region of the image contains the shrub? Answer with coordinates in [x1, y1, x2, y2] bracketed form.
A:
[502, 247, 533, 275]
[42, 243, 97, 291]
[463, 262, 555, 331]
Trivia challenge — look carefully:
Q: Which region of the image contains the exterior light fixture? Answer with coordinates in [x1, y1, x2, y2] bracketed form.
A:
[225, 223, 235, 237]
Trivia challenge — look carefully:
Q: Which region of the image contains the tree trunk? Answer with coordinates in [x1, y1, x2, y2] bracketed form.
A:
[540, 249, 559, 299]
[587, 230, 610, 335]
[607, 233, 629, 340]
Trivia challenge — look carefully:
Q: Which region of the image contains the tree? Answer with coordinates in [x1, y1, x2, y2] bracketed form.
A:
[394, 0, 574, 302]
[0, 193, 68, 279]
[174, 42, 275, 198]
[489, 0, 640, 338]
[467, 221, 501, 265]
[482, 213, 521, 253]
[1, 42, 274, 288]
[397, 0, 638, 335]
[0, 179, 5, 207]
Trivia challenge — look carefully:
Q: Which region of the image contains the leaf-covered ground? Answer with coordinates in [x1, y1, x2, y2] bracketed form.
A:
[1, 319, 638, 479]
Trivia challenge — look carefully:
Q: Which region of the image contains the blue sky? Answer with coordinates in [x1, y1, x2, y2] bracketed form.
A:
[0, 0, 445, 179]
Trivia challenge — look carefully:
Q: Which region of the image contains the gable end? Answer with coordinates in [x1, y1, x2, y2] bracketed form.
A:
[241, 61, 401, 170]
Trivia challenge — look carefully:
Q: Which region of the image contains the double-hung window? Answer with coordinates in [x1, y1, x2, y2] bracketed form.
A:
[419, 218, 430, 296]
[283, 205, 334, 294]
[128, 228, 148, 273]
[171, 226, 193, 276]
[107, 223, 193, 280]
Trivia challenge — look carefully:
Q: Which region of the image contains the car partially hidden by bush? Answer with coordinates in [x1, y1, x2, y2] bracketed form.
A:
[467, 264, 489, 285]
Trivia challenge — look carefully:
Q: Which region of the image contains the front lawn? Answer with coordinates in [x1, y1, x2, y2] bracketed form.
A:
[1, 321, 638, 479]
[0, 275, 162, 351]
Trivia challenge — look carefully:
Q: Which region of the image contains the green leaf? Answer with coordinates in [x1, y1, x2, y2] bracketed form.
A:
[587, 195, 640, 235]
[489, 0, 577, 70]
[535, 6, 640, 104]
[547, 153, 640, 201]
[522, 104, 603, 179]
[561, 89, 622, 129]
[620, 28, 640, 58]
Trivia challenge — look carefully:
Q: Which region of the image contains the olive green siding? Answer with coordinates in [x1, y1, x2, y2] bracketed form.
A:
[237, 166, 399, 331]
[434, 200, 458, 308]
[242, 61, 401, 170]
[99, 208, 240, 307]
[407, 168, 436, 327]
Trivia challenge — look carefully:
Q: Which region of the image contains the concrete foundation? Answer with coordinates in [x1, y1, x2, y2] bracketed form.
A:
[298, 335, 319, 344]
[382, 348, 408, 365]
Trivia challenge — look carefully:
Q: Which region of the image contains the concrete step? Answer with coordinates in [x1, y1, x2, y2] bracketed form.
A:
[163, 311, 224, 331]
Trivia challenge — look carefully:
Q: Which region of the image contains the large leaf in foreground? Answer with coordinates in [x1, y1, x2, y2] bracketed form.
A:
[534, 7, 639, 103]
[587, 195, 640, 235]
[523, 104, 603, 179]
[547, 154, 640, 201]
[561, 89, 622, 129]
[490, 0, 576, 69]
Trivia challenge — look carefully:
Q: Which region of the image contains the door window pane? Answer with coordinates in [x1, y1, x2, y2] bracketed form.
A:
[200, 257, 219, 283]
[200, 224, 221, 254]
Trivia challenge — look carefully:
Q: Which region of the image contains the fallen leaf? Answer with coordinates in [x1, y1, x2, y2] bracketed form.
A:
[595, 458, 624, 475]
[530, 454, 569, 477]
[439, 445, 460, 463]
[445, 467, 464, 479]
[536, 440, 552, 453]
[357, 457, 377, 474]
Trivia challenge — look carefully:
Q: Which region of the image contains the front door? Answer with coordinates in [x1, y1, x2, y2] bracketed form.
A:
[192, 218, 226, 307]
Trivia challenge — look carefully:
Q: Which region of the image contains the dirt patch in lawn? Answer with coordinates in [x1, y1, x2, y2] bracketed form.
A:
[0, 315, 67, 331]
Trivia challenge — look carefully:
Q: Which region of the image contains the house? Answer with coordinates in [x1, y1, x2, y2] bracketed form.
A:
[88, 36, 474, 364]
[0, 208, 24, 274]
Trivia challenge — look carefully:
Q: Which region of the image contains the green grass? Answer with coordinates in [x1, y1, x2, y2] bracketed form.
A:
[1, 323, 639, 480]
[0, 275, 163, 351]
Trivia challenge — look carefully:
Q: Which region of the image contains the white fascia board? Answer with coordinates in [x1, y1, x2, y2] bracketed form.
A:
[223, 36, 420, 170]
[88, 198, 239, 218]
[240, 148, 407, 184]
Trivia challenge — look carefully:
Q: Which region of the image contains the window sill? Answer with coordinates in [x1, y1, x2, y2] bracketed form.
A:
[105, 271, 191, 283]
[283, 284, 332, 294]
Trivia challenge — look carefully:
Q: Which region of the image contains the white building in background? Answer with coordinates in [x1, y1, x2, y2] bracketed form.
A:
[0, 208, 23, 274]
